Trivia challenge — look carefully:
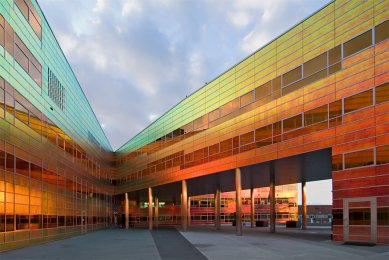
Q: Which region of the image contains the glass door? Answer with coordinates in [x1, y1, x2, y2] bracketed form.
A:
[343, 197, 376, 243]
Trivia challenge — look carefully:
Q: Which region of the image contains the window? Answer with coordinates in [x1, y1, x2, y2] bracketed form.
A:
[29, 111, 41, 136]
[193, 114, 208, 130]
[0, 88, 5, 119]
[240, 90, 254, 107]
[343, 30, 372, 58]
[14, 0, 42, 40]
[376, 145, 389, 165]
[209, 143, 219, 155]
[304, 105, 328, 126]
[220, 98, 239, 117]
[304, 53, 327, 77]
[220, 139, 232, 152]
[29, 215, 41, 229]
[0, 15, 5, 47]
[209, 108, 219, 122]
[344, 149, 374, 169]
[283, 114, 302, 133]
[15, 0, 29, 19]
[375, 20, 389, 44]
[5, 92, 14, 121]
[14, 43, 29, 72]
[344, 89, 373, 114]
[273, 121, 281, 135]
[329, 45, 341, 65]
[377, 207, 389, 226]
[30, 59, 42, 87]
[329, 100, 342, 119]
[349, 208, 370, 225]
[255, 81, 272, 100]
[282, 66, 302, 87]
[15, 157, 29, 178]
[14, 100, 29, 125]
[376, 83, 389, 104]
[181, 122, 193, 134]
[29, 11, 41, 39]
[332, 154, 343, 171]
[240, 131, 254, 146]
[5, 22, 14, 55]
[14, 34, 42, 87]
[30, 163, 42, 180]
[272, 76, 281, 92]
[255, 125, 272, 141]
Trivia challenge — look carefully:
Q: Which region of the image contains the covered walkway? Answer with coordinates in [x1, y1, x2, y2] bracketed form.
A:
[125, 148, 333, 234]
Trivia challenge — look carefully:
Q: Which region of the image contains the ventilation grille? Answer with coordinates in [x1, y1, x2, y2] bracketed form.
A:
[48, 68, 65, 111]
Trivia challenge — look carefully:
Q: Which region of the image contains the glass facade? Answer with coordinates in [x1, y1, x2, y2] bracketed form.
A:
[115, 0, 389, 244]
[0, 0, 388, 250]
[0, 0, 113, 250]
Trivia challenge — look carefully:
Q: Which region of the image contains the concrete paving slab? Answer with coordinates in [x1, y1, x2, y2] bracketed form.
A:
[151, 226, 206, 260]
[1, 226, 388, 260]
[181, 226, 389, 260]
[0, 228, 160, 260]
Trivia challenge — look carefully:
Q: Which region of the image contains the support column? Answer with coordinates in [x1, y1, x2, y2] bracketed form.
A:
[125, 193, 129, 229]
[187, 197, 191, 227]
[148, 187, 153, 230]
[269, 162, 276, 233]
[301, 180, 307, 230]
[215, 186, 221, 230]
[235, 168, 242, 236]
[154, 196, 159, 228]
[250, 188, 255, 228]
[181, 180, 188, 232]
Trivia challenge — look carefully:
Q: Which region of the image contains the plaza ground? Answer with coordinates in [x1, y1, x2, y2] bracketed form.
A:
[1, 226, 388, 259]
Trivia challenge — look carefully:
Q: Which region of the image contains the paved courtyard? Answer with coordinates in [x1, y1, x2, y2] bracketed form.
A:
[1, 226, 388, 259]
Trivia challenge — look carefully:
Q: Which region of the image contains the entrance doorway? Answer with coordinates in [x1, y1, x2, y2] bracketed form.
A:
[343, 197, 376, 243]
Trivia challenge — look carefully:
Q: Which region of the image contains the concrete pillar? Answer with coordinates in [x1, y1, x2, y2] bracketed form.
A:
[269, 162, 276, 233]
[215, 186, 221, 230]
[154, 196, 159, 228]
[235, 168, 242, 236]
[301, 180, 307, 230]
[148, 187, 153, 230]
[250, 188, 255, 228]
[181, 180, 188, 232]
[125, 193, 129, 229]
[187, 197, 191, 227]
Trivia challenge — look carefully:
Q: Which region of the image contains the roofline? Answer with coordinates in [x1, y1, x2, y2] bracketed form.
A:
[116, 0, 334, 152]
[35, 0, 113, 151]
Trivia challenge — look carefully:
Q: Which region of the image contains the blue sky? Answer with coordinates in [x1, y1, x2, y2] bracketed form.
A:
[38, 0, 332, 204]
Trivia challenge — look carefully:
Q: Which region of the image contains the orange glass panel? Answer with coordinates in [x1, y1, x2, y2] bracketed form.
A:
[344, 149, 374, 169]
[344, 89, 373, 114]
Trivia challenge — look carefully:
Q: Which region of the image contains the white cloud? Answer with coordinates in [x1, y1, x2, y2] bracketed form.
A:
[121, 0, 143, 17]
[228, 11, 252, 27]
[93, 0, 106, 13]
[148, 114, 158, 122]
[56, 33, 78, 55]
[241, 29, 272, 54]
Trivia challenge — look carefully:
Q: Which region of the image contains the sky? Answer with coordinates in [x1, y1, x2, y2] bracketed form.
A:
[38, 0, 332, 204]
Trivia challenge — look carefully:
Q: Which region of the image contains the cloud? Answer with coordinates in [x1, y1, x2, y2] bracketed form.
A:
[148, 114, 158, 122]
[56, 32, 78, 54]
[228, 11, 252, 27]
[38, 0, 330, 150]
[121, 0, 143, 17]
[93, 0, 106, 13]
